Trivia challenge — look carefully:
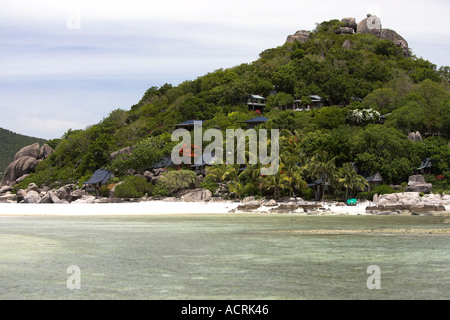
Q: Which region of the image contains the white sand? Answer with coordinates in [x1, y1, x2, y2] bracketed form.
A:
[0, 201, 373, 216]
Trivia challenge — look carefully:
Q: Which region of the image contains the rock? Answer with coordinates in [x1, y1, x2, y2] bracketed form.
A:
[405, 175, 432, 193]
[143, 171, 154, 181]
[341, 17, 357, 30]
[14, 143, 40, 161]
[270, 202, 300, 213]
[56, 186, 71, 202]
[181, 189, 212, 202]
[0, 185, 12, 194]
[243, 196, 255, 203]
[342, 39, 352, 49]
[357, 15, 410, 57]
[16, 189, 27, 202]
[110, 146, 132, 160]
[48, 190, 63, 203]
[71, 189, 86, 201]
[38, 193, 53, 203]
[39, 144, 54, 160]
[408, 131, 423, 142]
[286, 30, 311, 43]
[264, 199, 278, 207]
[357, 14, 382, 34]
[237, 201, 261, 211]
[0, 192, 17, 203]
[23, 190, 41, 203]
[15, 174, 30, 184]
[1, 156, 39, 186]
[26, 183, 40, 193]
[335, 27, 354, 35]
[379, 28, 409, 57]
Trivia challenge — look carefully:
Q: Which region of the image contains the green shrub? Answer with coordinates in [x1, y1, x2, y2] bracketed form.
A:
[152, 183, 170, 198]
[114, 175, 153, 198]
[200, 176, 219, 194]
[358, 184, 398, 201]
[157, 170, 197, 195]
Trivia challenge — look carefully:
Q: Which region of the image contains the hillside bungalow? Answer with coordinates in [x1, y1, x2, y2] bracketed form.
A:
[417, 158, 432, 174]
[237, 116, 269, 129]
[246, 95, 266, 113]
[365, 172, 384, 191]
[173, 120, 204, 131]
[83, 169, 113, 196]
[293, 95, 324, 111]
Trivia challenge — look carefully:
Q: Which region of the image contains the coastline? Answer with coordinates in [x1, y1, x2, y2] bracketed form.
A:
[1, 200, 448, 216]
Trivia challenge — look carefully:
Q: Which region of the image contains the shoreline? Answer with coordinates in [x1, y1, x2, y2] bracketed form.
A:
[0, 200, 448, 217]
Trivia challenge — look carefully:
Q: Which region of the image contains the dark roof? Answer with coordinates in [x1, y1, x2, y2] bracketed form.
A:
[83, 169, 113, 185]
[238, 117, 269, 124]
[418, 158, 432, 170]
[174, 120, 204, 127]
[151, 156, 173, 169]
[366, 172, 383, 182]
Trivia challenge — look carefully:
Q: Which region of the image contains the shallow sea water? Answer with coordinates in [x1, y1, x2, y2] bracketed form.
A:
[0, 214, 449, 300]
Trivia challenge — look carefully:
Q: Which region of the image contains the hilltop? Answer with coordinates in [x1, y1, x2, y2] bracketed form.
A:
[2, 15, 449, 202]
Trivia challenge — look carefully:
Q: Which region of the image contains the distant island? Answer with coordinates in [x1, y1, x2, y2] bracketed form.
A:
[1, 15, 449, 213]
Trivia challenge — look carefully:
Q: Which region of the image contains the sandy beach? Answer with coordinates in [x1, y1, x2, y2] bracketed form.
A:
[0, 200, 374, 216]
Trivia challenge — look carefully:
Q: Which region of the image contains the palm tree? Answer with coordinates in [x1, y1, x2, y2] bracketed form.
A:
[228, 181, 253, 200]
[338, 162, 368, 199]
[306, 151, 338, 201]
[205, 163, 239, 197]
[261, 170, 287, 200]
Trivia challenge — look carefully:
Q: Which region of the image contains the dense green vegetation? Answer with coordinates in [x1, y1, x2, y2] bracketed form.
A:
[0, 128, 47, 180]
[12, 19, 450, 199]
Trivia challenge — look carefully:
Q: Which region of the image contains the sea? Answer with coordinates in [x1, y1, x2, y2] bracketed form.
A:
[0, 214, 449, 300]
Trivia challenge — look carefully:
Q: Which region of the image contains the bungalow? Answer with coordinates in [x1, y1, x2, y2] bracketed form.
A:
[237, 116, 269, 129]
[173, 120, 204, 131]
[246, 95, 266, 113]
[293, 95, 324, 111]
[417, 158, 432, 175]
[83, 169, 113, 196]
[365, 172, 383, 191]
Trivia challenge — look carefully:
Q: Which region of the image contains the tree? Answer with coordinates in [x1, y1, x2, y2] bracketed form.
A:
[338, 162, 368, 199]
[306, 151, 338, 201]
[205, 163, 239, 197]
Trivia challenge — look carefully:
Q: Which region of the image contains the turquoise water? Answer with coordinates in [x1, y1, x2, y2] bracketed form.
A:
[0, 214, 449, 300]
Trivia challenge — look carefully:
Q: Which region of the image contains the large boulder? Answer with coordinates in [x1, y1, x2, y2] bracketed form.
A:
[2, 156, 39, 186]
[341, 17, 357, 31]
[405, 175, 432, 193]
[286, 30, 311, 43]
[110, 146, 132, 161]
[357, 14, 382, 34]
[23, 190, 41, 203]
[357, 14, 410, 57]
[39, 144, 54, 160]
[14, 143, 40, 161]
[181, 189, 212, 202]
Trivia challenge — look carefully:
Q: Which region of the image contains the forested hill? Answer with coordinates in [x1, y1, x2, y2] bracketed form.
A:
[10, 17, 450, 197]
[0, 127, 47, 179]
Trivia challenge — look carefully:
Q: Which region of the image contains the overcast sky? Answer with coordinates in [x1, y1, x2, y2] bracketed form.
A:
[0, 0, 449, 140]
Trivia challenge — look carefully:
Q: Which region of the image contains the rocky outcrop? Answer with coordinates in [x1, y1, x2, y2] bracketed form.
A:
[110, 146, 132, 161]
[181, 189, 212, 202]
[2, 156, 39, 186]
[1, 143, 54, 186]
[357, 14, 409, 57]
[341, 17, 357, 31]
[366, 190, 449, 215]
[335, 27, 354, 35]
[14, 143, 40, 161]
[408, 131, 423, 142]
[286, 30, 311, 43]
[405, 175, 433, 193]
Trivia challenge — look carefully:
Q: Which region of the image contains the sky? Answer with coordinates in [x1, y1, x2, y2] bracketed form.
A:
[0, 0, 449, 140]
